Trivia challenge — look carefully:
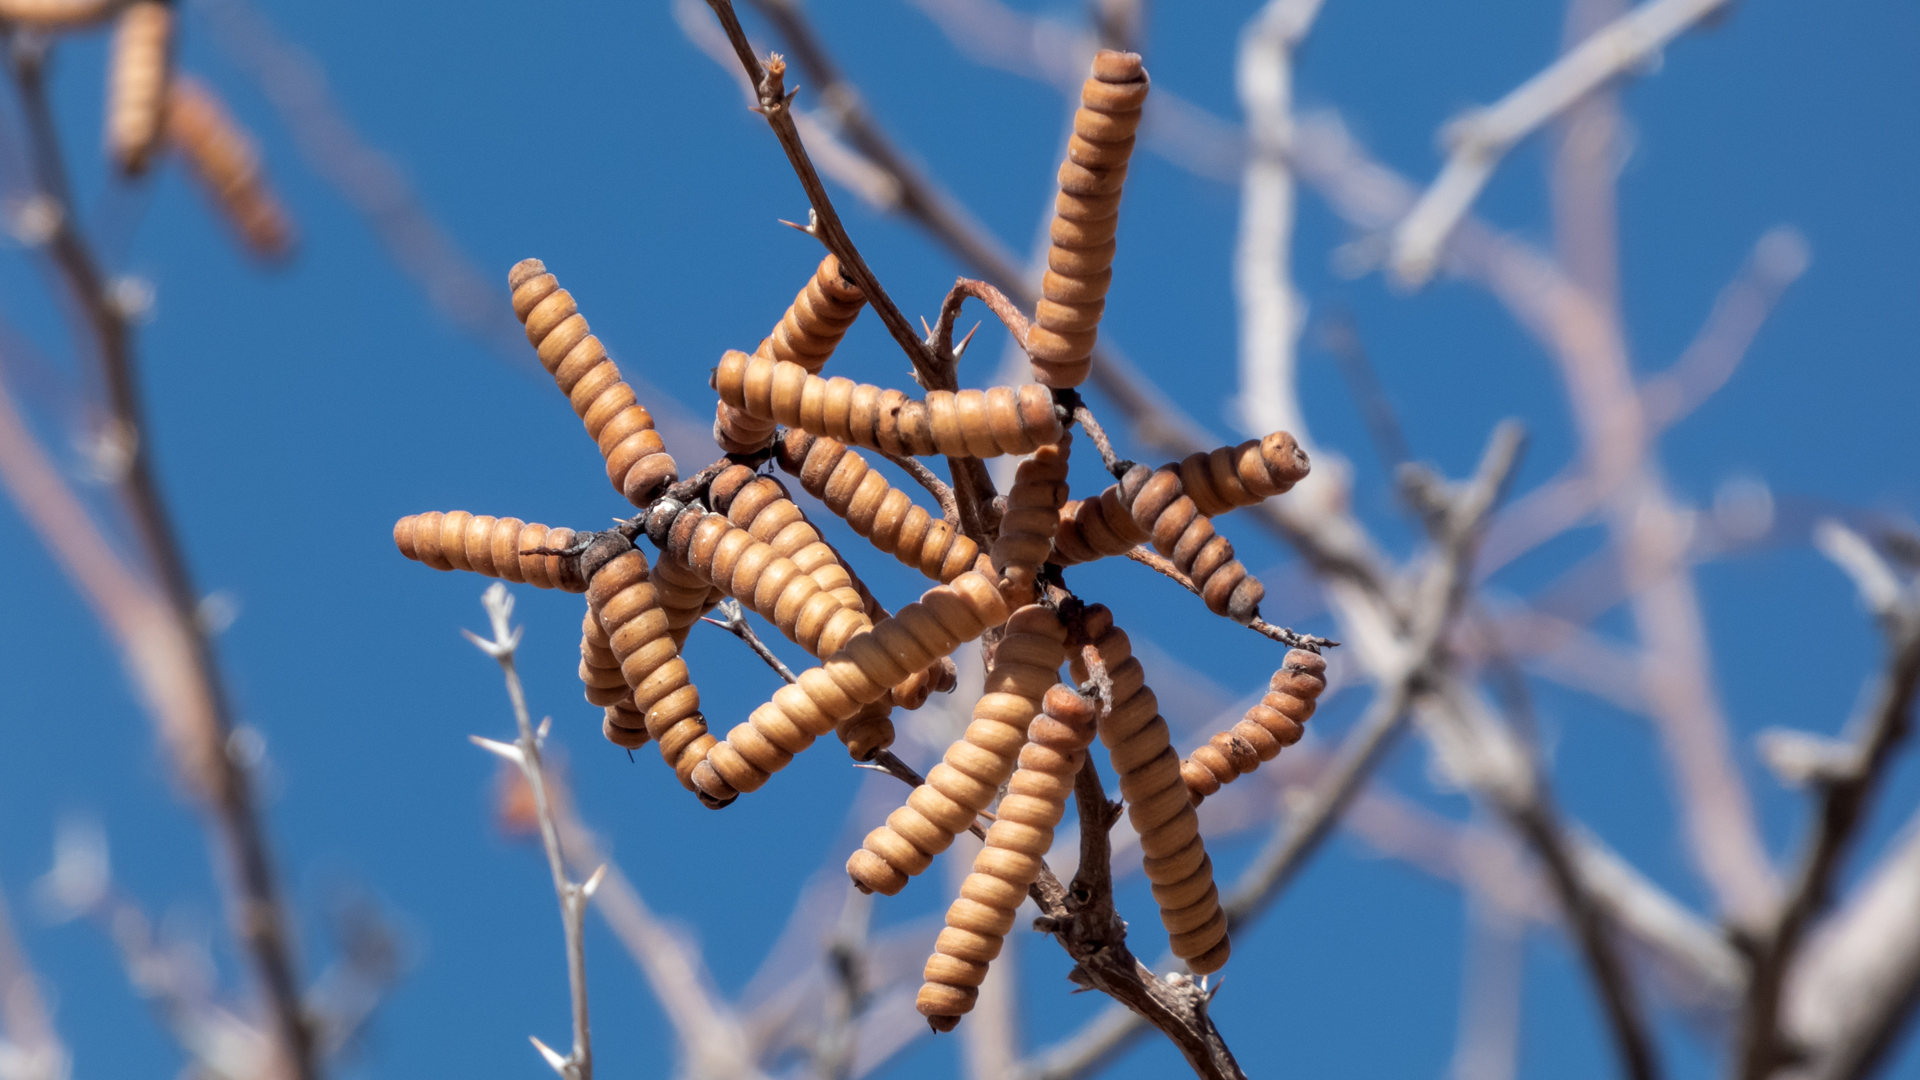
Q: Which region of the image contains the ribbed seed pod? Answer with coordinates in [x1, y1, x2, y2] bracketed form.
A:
[708, 465, 867, 614]
[105, 0, 172, 176]
[918, 682, 1098, 1026]
[691, 570, 1011, 805]
[0, 0, 118, 30]
[714, 350, 1062, 460]
[585, 544, 714, 794]
[393, 512, 587, 592]
[847, 604, 1067, 896]
[888, 658, 957, 711]
[1071, 605, 1228, 974]
[716, 253, 866, 454]
[836, 699, 896, 763]
[990, 435, 1072, 605]
[647, 549, 716, 650]
[580, 608, 648, 740]
[1028, 51, 1148, 389]
[509, 259, 679, 507]
[776, 430, 980, 583]
[165, 75, 293, 260]
[1182, 650, 1326, 804]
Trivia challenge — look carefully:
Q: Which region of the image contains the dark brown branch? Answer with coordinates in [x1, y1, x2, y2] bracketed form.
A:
[930, 276, 1033, 360]
[3, 42, 317, 1080]
[877, 448, 963, 528]
[1122, 546, 1337, 651]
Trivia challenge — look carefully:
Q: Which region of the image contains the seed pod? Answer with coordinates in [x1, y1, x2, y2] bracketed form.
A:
[776, 429, 981, 583]
[714, 350, 1061, 460]
[1026, 51, 1148, 389]
[647, 548, 718, 650]
[509, 259, 679, 507]
[708, 465, 867, 614]
[847, 604, 1067, 896]
[888, 657, 957, 711]
[691, 570, 1010, 805]
[1071, 605, 1228, 974]
[918, 682, 1097, 1027]
[393, 512, 588, 592]
[1182, 650, 1326, 804]
[836, 699, 896, 763]
[990, 434, 1072, 605]
[105, 1, 172, 176]
[0, 0, 118, 30]
[165, 75, 293, 260]
[580, 607, 648, 741]
[716, 253, 866, 454]
[585, 544, 715, 797]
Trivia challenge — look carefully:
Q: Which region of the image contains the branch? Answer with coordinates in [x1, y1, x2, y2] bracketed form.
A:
[703, 597, 799, 683]
[0, 881, 66, 1080]
[877, 448, 963, 529]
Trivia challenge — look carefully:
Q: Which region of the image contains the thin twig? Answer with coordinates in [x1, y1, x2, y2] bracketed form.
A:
[0, 880, 66, 1080]
[703, 597, 799, 684]
[877, 448, 963, 528]
[1122, 546, 1338, 650]
[930, 277, 1033, 358]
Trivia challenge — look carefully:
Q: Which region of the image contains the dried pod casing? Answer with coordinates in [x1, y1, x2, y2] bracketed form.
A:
[708, 465, 867, 614]
[580, 607, 648, 740]
[716, 253, 865, 453]
[586, 548, 714, 797]
[393, 512, 588, 592]
[165, 75, 293, 260]
[0, 0, 119, 30]
[106, 1, 173, 176]
[776, 430, 981, 584]
[1181, 650, 1326, 803]
[989, 434, 1072, 605]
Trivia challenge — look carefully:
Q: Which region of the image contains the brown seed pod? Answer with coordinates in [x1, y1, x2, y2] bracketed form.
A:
[714, 350, 1062, 460]
[1181, 650, 1326, 804]
[707, 465, 867, 614]
[1026, 51, 1148, 389]
[716, 253, 866, 454]
[105, 0, 172, 176]
[918, 681, 1098, 1026]
[0, 0, 119, 30]
[509, 259, 679, 507]
[690, 570, 1011, 805]
[580, 607, 648, 741]
[775, 430, 980, 584]
[646, 548, 717, 651]
[164, 75, 293, 260]
[585, 544, 715, 796]
[392, 512, 588, 592]
[990, 434, 1072, 606]
[846, 604, 1068, 896]
[1071, 605, 1228, 974]
[836, 698, 896, 763]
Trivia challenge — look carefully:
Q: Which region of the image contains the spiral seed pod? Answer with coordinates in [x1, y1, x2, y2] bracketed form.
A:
[918, 682, 1098, 1027]
[887, 658, 957, 711]
[1025, 51, 1148, 389]
[776, 430, 980, 583]
[836, 699, 896, 763]
[715, 350, 1062, 460]
[393, 512, 588, 592]
[990, 435, 1072, 605]
[846, 604, 1067, 896]
[585, 543, 715, 795]
[646, 549, 716, 650]
[165, 75, 293, 260]
[708, 465, 866, 614]
[510, 259, 679, 507]
[580, 608, 649, 740]
[0, 0, 118, 29]
[1182, 650, 1326, 805]
[1071, 605, 1228, 974]
[691, 570, 1010, 805]
[715, 254, 867, 453]
[105, 0, 172, 176]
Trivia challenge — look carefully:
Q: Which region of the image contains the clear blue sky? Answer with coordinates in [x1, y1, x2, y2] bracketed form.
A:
[0, 1, 1916, 1078]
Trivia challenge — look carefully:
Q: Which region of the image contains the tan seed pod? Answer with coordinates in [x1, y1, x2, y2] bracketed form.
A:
[393, 512, 587, 592]
[714, 350, 1062, 460]
[165, 75, 293, 260]
[775, 429, 981, 584]
[918, 681, 1097, 1027]
[989, 434, 1072, 606]
[509, 259, 679, 507]
[1027, 51, 1148, 389]
[585, 544, 713, 796]
[0, 0, 118, 30]
[1071, 605, 1228, 974]
[708, 465, 867, 614]
[836, 698, 896, 763]
[689, 569, 1011, 805]
[847, 604, 1067, 897]
[1181, 650, 1327, 804]
[105, 0, 172, 176]
[580, 607, 648, 741]
[716, 253, 865, 454]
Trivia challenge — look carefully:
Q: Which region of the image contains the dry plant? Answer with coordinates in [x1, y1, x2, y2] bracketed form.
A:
[2, 1, 1918, 1080]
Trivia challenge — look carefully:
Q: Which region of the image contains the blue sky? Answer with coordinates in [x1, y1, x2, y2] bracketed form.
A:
[0, 1, 1916, 1078]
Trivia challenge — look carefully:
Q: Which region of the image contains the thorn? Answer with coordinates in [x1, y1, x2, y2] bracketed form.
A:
[469, 735, 524, 764]
[582, 864, 608, 899]
[626, 749, 635, 763]
[953, 322, 981, 360]
[528, 1035, 569, 1075]
[536, 716, 552, 742]
[919, 315, 933, 339]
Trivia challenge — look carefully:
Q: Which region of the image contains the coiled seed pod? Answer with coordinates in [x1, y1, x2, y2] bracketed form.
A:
[646, 549, 716, 650]
[990, 435, 1072, 605]
[837, 699, 896, 763]
[888, 658, 957, 711]
[585, 542, 714, 795]
[918, 682, 1097, 1027]
[708, 465, 866, 614]
[1071, 605, 1228, 974]
[0, 0, 118, 30]
[716, 253, 866, 453]
[846, 604, 1067, 896]
[165, 75, 293, 260]
[1182, 650, 1326, 804]
[690, 570, 1010, 805]
[509, 259, 679, 507]
[776, 430, 980, 583]
[580, 608, 648, 741]
[105, 0, 172, 176]
[714, 350, 1062, 460]
[393, 512, 587, 592]
[1027, 51, 1148, 389]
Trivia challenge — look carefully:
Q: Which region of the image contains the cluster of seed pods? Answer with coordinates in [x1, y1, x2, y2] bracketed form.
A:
[389, 47, 1347, 1023]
